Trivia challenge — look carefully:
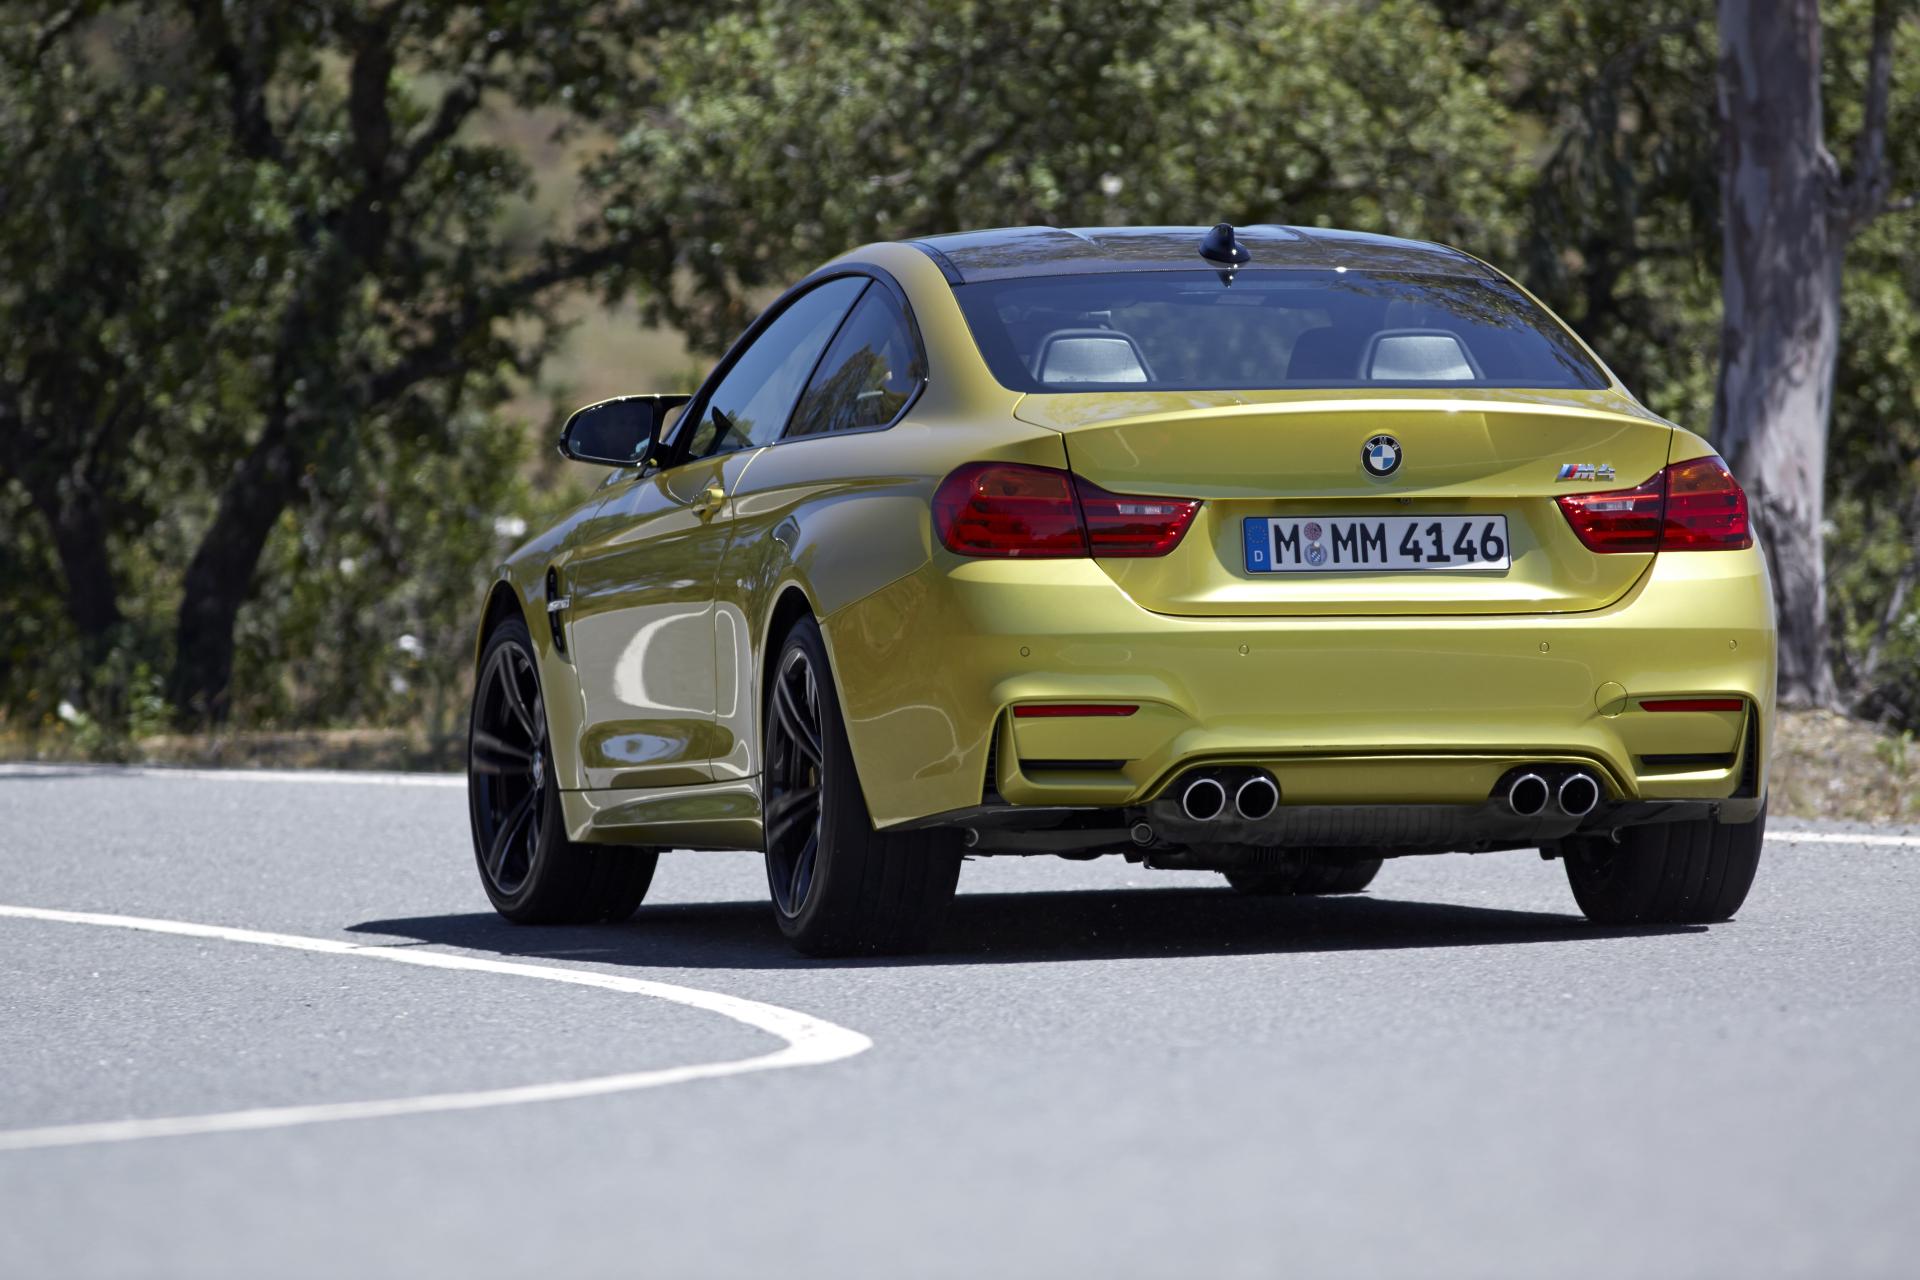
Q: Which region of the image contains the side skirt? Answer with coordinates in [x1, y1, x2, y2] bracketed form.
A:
[562, 778, 763, 851]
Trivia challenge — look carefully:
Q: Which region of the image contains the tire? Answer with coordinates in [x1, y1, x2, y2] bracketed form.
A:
[1224, 852, 1382, 896]
[468, 617, 657, 924]
[1563, 803, 1765, 925]
[762, 615, 962, 956]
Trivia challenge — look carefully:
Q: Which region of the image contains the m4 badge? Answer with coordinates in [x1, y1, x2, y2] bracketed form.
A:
[1556, 462, 1616, 481]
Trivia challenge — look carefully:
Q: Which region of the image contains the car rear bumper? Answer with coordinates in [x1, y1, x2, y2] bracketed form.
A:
[823, 545, 1776, 829]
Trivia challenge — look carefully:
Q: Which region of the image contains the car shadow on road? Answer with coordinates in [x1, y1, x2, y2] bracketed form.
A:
[349, 887, 1701, 970]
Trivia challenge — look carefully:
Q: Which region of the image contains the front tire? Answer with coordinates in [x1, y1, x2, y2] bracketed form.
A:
[762, 616, 961, 956]
[468, 617, 657, 924]
[1562, 805, 1765, 925]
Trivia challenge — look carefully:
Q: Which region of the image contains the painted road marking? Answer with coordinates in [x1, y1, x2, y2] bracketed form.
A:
[0, 763, 461, 787]
[0, 905, 870, 1152]
[1770, 830, 1920, 849]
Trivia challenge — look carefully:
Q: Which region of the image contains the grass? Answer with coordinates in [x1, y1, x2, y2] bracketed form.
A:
[1768, 709, 1920, 824]
[5, 710, 1915, 824]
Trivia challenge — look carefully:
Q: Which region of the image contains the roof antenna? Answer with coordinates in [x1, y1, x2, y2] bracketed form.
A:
[1199, 222, 1251, 286]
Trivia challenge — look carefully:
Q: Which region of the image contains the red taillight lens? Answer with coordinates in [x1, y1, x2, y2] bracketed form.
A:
[1076, 480, 1202, 557]
[1556, 455, 1752, 553]
[1556, 471, 1665, 552]
[1661, 455, 1752, 550]
[933, 464, 1200, 559]
[933, 463, 1086, 557]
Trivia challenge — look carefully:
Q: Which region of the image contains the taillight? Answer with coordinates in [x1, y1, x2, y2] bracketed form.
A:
[933, 463, 1085, 557]
[1661, 456, 1752, 550]
[1556, 455, 1751, 553]
[933, 463, 1200, 559]
[1556, 471, 1664, 553]
[1077, 481, 1202, 557]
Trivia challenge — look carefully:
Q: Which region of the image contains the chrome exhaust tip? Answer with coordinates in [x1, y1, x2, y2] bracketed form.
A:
[1180, 776, 1228, 822]
[1507, 773, 1551, 818]
[1234, 774, 1279, 821]
[1557, 772, 1601, 818]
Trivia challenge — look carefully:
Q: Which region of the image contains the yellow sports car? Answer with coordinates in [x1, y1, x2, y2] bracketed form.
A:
[467, 224, 1775, 955]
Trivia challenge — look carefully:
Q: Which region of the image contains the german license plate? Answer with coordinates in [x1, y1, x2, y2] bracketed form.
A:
[1243, 515, 1511, 573]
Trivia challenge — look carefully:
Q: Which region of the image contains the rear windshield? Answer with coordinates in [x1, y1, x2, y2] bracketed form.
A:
[952, 269, 1609, 392]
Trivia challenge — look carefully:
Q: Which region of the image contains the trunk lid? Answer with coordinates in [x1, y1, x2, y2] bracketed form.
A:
[1016, 389, 1673, 616]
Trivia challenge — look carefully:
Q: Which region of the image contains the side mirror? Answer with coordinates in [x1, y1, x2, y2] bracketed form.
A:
[558, 394, 692, 467]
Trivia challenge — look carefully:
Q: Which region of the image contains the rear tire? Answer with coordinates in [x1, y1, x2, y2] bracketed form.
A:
[1224, 853, 1382, 896]
[1563, 804, 1765, 925]
[762, 616, 962, 956]
[468, 617, 658, 924]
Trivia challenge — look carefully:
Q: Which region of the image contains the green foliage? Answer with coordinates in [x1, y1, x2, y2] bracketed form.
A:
[601, 0, 1524, 347]
[230, 407, 583, 738]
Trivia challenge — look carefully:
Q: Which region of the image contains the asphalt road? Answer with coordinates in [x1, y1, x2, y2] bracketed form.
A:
[2, 765, 1917, 1278]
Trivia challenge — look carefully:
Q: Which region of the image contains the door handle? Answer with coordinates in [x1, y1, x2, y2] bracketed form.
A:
[692, 485, 727, 516]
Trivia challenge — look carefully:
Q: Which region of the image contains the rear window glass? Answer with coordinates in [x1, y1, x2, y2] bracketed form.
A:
[952, 269, 1608, 392]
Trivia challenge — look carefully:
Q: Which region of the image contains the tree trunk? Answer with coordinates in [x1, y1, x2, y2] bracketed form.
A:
[24, 478, 123, 670]
[165, 413, 306, 724]
[1711, 0, 1845, 708]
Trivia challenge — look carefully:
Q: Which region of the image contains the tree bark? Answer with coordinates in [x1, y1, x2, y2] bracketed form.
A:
[25, 478, 123, 670]
[1711, 0, 1845, 708]
[165, 411, 306, 723]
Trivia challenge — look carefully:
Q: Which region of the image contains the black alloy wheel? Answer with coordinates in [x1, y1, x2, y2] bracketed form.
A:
[471, 634, 549, 897]
[760, 615, 962, 955]
[764, 644, 825, 918]
[467, 616, 657, 924]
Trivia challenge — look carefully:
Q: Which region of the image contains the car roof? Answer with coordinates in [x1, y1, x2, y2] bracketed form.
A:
[905, 224, 1495, 284]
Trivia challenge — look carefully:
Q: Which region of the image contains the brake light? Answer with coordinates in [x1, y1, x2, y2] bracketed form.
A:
[1556, 456, 1751, 553]
[933, 463, 1200, 559]
[933, 463, 1085, 557]
[1661, 456, 1752, 550]
[1076, 481, 1202, 557]
[1556, 472, 1664, 552]
[1640, 698, 1746, 712]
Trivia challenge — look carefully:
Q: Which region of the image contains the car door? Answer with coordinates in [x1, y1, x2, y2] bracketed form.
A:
[564, 276, 867, 791]
[712, 277, 931, 781]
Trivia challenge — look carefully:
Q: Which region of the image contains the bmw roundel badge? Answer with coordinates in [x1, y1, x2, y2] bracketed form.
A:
[1362, 434, 1402, 478]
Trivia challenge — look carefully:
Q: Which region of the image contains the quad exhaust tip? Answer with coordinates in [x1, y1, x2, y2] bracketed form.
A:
[1235, 775, 1280, 821]
[1180, 776, 1228, 822]
[1558, 772, 1601, 818]
[1507, 773, 1551, 818]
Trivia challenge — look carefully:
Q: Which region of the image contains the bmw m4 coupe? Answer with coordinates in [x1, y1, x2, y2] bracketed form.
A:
[467, 223, 1775, 955]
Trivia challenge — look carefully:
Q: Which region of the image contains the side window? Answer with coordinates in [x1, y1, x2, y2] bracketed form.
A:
[681, 277, 867, 463]
[785, 286, 926, 439]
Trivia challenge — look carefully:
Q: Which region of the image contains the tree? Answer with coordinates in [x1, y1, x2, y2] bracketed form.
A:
[1714, 0, 1904, 707]
[601, 0, 1522, 349]
[0, 9, 248, 697]
[159, 1, 714, 722]
[1, 2, 712, 724]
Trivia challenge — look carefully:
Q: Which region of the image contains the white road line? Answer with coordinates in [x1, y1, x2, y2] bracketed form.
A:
[0, 763, 461, 787]
[1769, 830, 1920, 849]
[0, 905, 871, 1152]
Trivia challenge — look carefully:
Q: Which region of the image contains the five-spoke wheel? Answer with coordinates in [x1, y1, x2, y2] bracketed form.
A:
[471, 635, 548, 897]
[761, 615, 962, 955]
[764, 645, 825, 918]
[467, 616, 657, 923]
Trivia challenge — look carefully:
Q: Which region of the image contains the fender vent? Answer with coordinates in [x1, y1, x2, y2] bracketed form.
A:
[544, 566, 569, 658]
